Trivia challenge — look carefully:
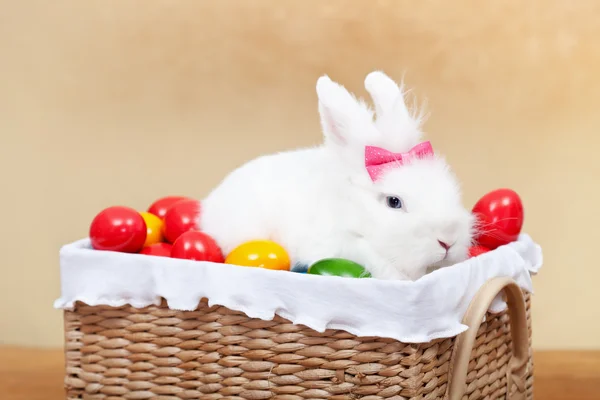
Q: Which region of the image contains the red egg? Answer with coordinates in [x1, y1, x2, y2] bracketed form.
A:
[90, 206, 147, 253]
[468, 245, 491, 258]
[140, 242, 173, 257]
[147, 196, 191, 219]
[171, 231, 224, 263]
[472, 188, 524, 250]
[163, 199, 202, 243]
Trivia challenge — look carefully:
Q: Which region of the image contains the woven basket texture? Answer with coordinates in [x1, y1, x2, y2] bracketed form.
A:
[63, 294, 533, 400]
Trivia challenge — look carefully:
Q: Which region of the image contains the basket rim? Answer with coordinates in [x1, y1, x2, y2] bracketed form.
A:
[54, 233, 542, 343]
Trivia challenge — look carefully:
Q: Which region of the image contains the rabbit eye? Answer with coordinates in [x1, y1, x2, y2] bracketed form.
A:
[386, 196, 403, 209]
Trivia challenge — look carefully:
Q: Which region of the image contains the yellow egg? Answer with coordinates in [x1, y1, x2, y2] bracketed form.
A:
[139, 211, 164, 247]
[225, 240, 291, 271]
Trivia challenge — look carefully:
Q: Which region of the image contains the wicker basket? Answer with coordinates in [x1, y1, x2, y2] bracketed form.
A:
[62, 277, 533, 400]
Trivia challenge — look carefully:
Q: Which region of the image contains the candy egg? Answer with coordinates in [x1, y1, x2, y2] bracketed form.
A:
[225, 240, 291, 271]
[308, 258, 372, 278]
[139, 211, 164, 246]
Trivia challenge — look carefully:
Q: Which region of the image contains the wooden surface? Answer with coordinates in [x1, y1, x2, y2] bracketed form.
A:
[1, 347, 599, 399]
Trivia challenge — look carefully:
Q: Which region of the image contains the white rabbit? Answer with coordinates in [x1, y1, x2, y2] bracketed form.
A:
[198, 71, 475, 280]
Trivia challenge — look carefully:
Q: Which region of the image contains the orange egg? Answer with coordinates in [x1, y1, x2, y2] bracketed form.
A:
[225, 240, 291, 271]
[139, 211, 164, 246]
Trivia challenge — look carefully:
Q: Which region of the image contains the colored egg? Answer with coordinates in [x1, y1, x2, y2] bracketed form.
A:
[291, 262, 309, 273]
[140, 242, 173, 257]
[468, 245, 491, 258]
[472, 188, 524, 250]
[171, 230, 224, 263]
[147, 195, 191, 219]
[163, 199, 202, 243]
[225, 240, 291, 271]
[308, 258, 372, 278]
[89, 206, 147, 253]
[139, 211, 164, 246]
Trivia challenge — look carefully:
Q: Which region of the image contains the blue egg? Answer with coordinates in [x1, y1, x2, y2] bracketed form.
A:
[291, 262, 309, 273]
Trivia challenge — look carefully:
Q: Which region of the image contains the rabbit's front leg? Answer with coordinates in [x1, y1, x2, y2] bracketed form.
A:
[365, 259, 413, 280]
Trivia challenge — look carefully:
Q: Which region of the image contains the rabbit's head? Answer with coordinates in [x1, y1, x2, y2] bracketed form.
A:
[316, 72, 474, 280]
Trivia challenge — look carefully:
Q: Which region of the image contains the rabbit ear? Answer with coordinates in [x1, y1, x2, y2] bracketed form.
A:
[364, 71, 426, 150]
[316, 75, 375, 146]
[364, 70, 410, 120]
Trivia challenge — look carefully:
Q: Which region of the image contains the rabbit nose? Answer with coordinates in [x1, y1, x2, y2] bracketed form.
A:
[438, 240, 452, 251]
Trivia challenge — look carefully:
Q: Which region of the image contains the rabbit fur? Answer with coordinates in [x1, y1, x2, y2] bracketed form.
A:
[198, 71, 475, 280]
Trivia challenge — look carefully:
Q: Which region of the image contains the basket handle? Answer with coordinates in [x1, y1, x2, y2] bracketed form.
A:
[445, 277, 529, 400]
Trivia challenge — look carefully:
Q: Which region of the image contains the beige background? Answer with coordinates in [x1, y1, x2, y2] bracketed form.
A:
[1, 1, 599, 349]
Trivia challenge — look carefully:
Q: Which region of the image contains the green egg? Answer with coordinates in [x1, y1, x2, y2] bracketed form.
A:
[308, 258, 372, 278]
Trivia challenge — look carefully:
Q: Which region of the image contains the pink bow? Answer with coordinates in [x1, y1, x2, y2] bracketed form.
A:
[365, 141, 434, 181]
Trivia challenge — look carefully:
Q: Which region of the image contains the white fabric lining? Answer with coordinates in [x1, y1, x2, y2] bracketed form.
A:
[54, 233, 542, 343]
